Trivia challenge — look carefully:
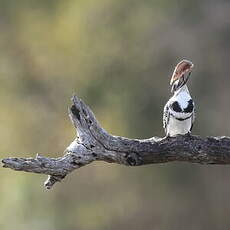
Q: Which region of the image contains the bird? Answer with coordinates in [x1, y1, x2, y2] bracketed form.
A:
[163, 59, 195, 137]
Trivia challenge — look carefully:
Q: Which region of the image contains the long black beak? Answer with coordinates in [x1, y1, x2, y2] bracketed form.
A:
[171, 72, 191, 93]
[184, 71, 191, 84]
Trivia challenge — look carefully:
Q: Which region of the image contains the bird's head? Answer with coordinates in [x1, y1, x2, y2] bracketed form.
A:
[170, 59, 194, 93]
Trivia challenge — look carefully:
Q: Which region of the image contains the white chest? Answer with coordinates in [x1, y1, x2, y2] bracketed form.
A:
[167, 116, 192, 136]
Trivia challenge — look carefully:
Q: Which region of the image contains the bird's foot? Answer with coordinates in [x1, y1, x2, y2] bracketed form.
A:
[185, 132, 191, 137]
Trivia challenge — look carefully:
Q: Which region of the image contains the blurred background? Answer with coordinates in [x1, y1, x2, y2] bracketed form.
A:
[0, 0, 230, 229]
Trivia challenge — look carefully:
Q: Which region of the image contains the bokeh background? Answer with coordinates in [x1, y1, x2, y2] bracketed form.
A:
[0, 0, 230, 229]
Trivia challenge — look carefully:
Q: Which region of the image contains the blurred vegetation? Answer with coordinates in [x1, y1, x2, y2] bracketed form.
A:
[1, 0, 230, 229]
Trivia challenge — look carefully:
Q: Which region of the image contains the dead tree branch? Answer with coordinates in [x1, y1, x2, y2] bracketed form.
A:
[2, 95, 230, 189]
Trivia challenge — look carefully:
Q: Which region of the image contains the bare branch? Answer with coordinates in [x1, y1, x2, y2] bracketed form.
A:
[2, 95, 230, 189]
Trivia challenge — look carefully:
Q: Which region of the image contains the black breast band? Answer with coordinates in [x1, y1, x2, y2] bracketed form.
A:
[170, 113, 192, 121]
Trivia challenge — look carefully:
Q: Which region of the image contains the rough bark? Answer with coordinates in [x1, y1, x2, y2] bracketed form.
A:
[2, 95, 230, 189]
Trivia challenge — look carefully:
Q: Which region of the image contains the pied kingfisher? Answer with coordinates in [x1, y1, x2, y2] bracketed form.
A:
[163, 60, 195, 137]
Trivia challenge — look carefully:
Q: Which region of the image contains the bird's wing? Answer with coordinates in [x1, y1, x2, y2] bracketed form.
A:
[190, 102, 195, 131]
[163, 102, 170, 134]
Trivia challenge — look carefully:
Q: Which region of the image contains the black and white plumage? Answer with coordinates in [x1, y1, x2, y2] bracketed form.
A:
[163, 60, 195, 137]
